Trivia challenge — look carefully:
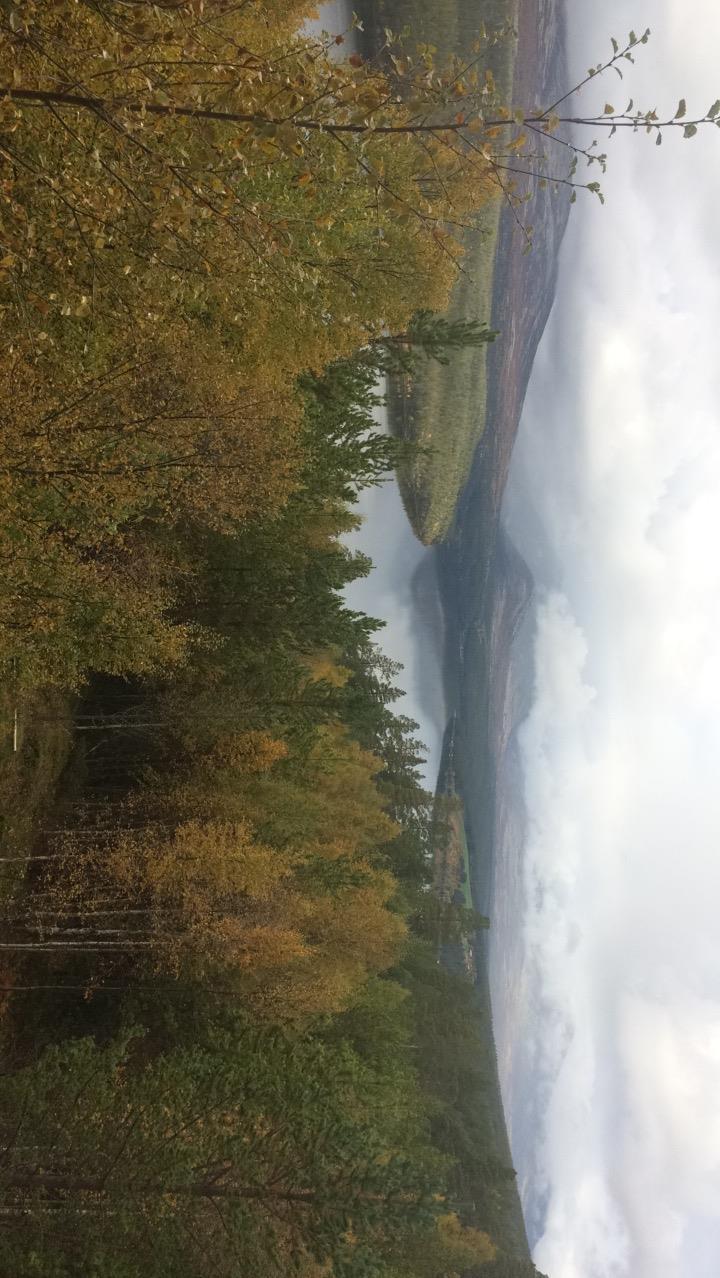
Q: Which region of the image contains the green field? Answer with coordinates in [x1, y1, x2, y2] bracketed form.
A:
[358, 0, 519, 543]
[389, 219, 501, 542]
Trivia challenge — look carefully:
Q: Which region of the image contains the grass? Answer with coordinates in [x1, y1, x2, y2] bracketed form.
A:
[389, 219, 501, 542]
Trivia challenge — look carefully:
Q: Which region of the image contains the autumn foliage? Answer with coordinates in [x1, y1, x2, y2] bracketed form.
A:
[0, 2, 514, 1276]
[0, 0, 502, 684]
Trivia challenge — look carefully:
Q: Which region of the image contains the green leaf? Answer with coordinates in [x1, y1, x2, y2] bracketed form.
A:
[683, 123, 698, 138]
[655, 131, 662, 145]
[611, 36, 618, 54]
[707, 100, 720, 119]
[603, 103, 615, 114]
[675, 98, 687, 119]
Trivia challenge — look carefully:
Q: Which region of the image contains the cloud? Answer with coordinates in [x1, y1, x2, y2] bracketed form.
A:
[498, 4, 720, 1276]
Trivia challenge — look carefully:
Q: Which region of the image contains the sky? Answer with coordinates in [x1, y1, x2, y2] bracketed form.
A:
[342, 428, 446, 785]
[500, 3, 720, 1277]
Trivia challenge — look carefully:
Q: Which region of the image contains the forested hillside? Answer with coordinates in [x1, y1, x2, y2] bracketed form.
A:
[0, 3, 549, 1275]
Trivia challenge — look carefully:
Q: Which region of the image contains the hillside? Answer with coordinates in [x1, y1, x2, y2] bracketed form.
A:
[367, 0, 569, 543]
[356, 0, 519, 543]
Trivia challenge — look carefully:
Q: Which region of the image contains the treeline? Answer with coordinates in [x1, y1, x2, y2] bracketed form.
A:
[0, 3, 541, 1276]
[1, 343, 511, 1278]
[0, 0, 498, 688]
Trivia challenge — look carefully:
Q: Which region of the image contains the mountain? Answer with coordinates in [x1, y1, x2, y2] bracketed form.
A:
[435, 0, 567, 905]
[352, 1, 570, 1270]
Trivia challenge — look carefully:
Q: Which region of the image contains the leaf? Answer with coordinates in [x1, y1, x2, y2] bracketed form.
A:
[675, 98, 687, 119]
[707, 100, 720, 119]
[683, 123, 698, 138]
[603, 104, 615, 114]
[655, 132, 662, 145]
[611, 36, 618, 54]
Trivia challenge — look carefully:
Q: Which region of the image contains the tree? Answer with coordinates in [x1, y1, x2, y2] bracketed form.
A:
[413, 896, 490, 946]
[5, 712, 413, 1017]
[0, 1, 486, 369]
[384, 1212, 496, 1277]
[4, 814, 407, 1012]
[0, 1021, 446, 1277]
[1, 13, 710, 254]
[0, 0, 489, 685]
[369, 311, 497, 376]
[0, 347, 299, 686]
[0, 6, 701, 683]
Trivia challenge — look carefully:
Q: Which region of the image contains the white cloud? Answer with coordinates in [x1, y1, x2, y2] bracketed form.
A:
[499, 3, 720, 1275]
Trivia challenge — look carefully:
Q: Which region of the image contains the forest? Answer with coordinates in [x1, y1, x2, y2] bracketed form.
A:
[0, 2, 550, 1275]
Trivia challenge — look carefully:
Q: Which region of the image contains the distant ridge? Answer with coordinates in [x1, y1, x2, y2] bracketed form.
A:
[351, 4, 568, 1272]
